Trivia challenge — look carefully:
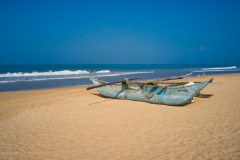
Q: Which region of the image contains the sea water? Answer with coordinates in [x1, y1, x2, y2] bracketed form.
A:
[0, 64, 239, 92]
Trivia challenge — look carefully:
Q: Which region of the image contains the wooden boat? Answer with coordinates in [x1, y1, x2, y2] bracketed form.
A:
[87, 77, 213, 106]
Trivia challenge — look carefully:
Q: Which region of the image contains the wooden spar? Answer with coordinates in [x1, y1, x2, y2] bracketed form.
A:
[161, 77, 183, 81]
[144, 76, 184, 85]
[159, 82, 200, 84]
[122, 76, 185, 85]
[158, 78, 213, 84]
[86, 77, 141, 90]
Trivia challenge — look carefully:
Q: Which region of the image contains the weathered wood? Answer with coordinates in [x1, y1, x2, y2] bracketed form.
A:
[86, 77, 141, 90]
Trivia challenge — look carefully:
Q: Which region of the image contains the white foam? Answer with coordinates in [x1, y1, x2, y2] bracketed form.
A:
[202, 66, 236, 70]
[194, 70, 225, 72]
[95, 70, 111, 73]
[0, 70, 154, 83]
[0, 70, 90, 77]
[181, 72, 193, 77]
[193, 66, 237, 73]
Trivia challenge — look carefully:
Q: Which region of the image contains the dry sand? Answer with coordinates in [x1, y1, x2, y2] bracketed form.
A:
[0, 74, 240, 159]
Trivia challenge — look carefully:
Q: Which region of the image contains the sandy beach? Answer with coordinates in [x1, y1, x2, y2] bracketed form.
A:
[0, 74, 240, 159]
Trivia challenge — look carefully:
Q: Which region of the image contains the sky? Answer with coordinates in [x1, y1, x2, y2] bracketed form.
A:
[0, 0, 240, 65]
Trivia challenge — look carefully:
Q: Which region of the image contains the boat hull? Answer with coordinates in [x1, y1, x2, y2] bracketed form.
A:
[89, 78, 213, 106]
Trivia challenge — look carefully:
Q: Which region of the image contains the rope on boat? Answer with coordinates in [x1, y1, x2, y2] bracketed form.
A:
[89, 98, 115, 105]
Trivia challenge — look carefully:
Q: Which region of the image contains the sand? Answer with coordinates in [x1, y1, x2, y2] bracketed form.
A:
[0, 74, 240, 159]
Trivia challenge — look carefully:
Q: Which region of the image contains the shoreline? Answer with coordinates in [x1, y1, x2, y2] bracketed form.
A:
[0, 73, 240, 159]
[0, 72, 240, 93]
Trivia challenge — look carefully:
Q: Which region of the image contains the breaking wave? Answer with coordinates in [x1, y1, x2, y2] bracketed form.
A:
[194, 66, 238, 73]
[0, 70, 90, 77]
[95, 70, 111, 73]
[0, 70, 154, 83]
[181, 72, 193, 77]
[202, 66, 236, 70]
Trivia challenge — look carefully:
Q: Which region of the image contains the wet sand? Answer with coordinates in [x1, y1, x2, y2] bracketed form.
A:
[0, 74, 240, 159]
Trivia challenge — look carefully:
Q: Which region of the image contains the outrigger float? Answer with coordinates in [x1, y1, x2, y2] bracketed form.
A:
[87, 77, 213, 106]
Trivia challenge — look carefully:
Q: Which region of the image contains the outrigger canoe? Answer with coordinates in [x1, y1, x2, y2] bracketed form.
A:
[87, 77, 213, 106]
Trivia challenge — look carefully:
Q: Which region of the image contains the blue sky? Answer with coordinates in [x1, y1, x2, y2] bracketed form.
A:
[0, 0, 240, 65]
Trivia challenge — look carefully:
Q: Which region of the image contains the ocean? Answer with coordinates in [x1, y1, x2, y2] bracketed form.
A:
[0, 64, 239, 92]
